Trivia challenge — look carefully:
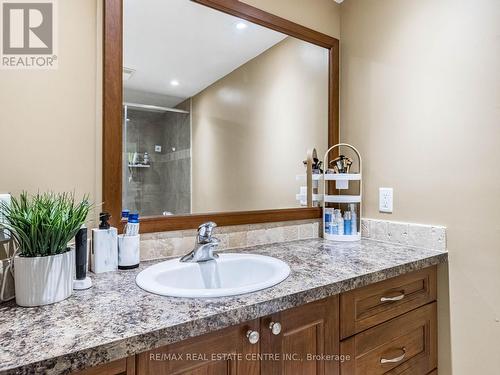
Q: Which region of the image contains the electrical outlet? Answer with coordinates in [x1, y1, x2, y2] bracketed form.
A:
[154, 145, 162, 153]
[379, 188, 393, 213]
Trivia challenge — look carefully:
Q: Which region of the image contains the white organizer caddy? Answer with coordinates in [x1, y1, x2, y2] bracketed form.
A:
[323, 143, 362, 242]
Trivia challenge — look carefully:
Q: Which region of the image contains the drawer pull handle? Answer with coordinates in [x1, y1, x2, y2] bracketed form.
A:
[380, 293, 405, 302]
[380, 347, 406, 364]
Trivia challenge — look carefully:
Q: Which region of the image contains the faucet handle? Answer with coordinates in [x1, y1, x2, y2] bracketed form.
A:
[197, 222, 217, 243]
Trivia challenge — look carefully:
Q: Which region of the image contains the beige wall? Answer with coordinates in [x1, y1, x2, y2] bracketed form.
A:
[242, 0, 340, 38]
[340, 0, 500, 374]
[0, 0, 98, 204]
[191, 37, 328, 213]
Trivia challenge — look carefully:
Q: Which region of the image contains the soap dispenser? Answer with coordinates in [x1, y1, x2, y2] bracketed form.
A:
[91, 212, 118, 273]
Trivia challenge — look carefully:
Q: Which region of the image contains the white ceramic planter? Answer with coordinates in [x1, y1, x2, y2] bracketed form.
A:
[14, 249, 75, 307]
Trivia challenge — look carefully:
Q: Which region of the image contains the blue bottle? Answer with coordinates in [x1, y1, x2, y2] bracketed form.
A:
[324, 208, 333, 234]
[344, 211, 352, 235]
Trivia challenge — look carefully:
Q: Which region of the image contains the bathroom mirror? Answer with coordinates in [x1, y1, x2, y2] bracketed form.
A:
[103, 0, 339, 232]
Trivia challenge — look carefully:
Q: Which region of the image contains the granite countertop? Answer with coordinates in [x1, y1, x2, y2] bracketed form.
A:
[0, 238, 447, 375]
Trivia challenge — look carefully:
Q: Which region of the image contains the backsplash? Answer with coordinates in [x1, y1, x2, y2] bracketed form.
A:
[361, 218, 447, 251]
[140, 219, 320, 261]
[138, 218, 445, 261]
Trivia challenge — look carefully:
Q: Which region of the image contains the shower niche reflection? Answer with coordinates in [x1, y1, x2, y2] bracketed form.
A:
[123, 103, 191, 217]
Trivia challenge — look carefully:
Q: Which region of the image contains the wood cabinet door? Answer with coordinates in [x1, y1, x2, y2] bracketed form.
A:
[260, 296, 339, 375]
[136, 320, 260, 375]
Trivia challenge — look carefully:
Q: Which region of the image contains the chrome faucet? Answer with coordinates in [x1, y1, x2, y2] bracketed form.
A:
[180, 222, 220, 263]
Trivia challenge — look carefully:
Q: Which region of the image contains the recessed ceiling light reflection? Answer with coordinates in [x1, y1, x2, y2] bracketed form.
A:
[236, 22, 248, 30]
[170, 80, 180, 86]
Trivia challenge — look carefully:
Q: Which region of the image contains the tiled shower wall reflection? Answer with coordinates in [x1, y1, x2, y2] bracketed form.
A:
[123, 108, 191, 216]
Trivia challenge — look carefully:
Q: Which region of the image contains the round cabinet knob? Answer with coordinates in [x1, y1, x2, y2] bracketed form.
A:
[269, 322, 282, 335]
[246, 330, 260, 344]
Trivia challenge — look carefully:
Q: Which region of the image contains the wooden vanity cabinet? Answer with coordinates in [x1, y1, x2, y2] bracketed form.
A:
[75, 267, 438, 375]
[134, 296, 339, 375]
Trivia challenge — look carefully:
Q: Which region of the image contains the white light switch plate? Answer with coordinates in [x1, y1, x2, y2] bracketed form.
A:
[379, 188, 393, 213]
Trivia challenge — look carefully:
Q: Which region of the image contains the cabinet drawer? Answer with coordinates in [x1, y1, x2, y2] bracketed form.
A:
[340, 302, 437, 375]
[340, 266, 436, 338]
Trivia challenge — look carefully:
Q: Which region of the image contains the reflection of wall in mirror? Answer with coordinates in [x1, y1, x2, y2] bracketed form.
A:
[191, 37, 329, 213]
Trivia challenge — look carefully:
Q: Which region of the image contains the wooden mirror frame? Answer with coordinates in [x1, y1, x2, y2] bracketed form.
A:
[103, 0, 339, 233]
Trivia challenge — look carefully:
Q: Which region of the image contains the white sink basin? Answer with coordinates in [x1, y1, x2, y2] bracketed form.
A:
[136, 253, 290, 298]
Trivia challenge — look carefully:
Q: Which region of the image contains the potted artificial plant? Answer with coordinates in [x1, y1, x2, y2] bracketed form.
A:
[0, 192, 91, 307]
